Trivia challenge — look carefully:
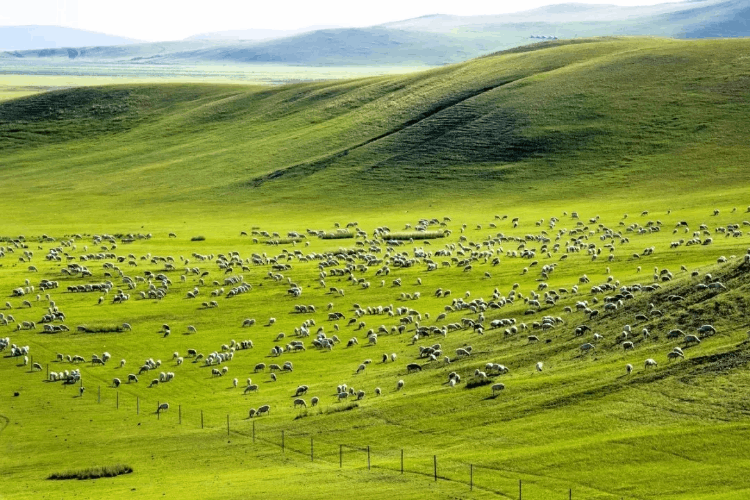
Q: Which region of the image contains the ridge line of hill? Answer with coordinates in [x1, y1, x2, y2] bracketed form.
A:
[246, 77, 525, 187]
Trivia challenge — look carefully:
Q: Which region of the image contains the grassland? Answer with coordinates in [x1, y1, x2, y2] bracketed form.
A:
[1, 37, 750, 499]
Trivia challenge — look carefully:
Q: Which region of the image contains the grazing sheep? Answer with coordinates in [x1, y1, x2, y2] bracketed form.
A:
[337, 391, 348, 402]
[406, 363, 422, 373]
[256, 405, 271, 416]
[254, 363, 266, 372]
[32, 362, 42, 371]
[622, 341, 635, 350]
[535, 361, 543, 372]
[233, 377, 238, 388]
[112, 378, 121, 387]
[396, 379, 405, 391]
[491, 383, 505, 395]
[374, 387, 381, 396]
[149, 379, 159, 387]
[356, 390, 365, 400]
[128, 374, 138, 383]
[244, 384, 259, 394]
[626, 363, 633, 375]
[644, 358, 657, 369]
[248, 408, 257, 418]
[157, 403, 169, 414]
[293, 398, 307, 408]
[311, 396, 319, 406]
[356, 363, 366, 374]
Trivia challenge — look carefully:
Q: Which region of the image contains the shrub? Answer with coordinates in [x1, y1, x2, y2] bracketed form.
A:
[384, 231, 446, 240]
[48, 464, 132, 480]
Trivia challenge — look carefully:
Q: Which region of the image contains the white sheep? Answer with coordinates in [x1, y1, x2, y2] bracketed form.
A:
[491, 383, 505, 395]
[535, 361, 543, 372]
[644, 358, 657, 369]
[626, 363, 633, 375]
[396, 379, 405, 391]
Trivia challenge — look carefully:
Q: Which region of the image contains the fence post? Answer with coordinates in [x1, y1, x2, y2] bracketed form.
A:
[570, 488, 572, 500]
[434, 455, 438, 481]
[311, 438, 314, 462]
[470, 464, 473, 491]
[340, 444, 343, 468]
[519, 479, 522, 500]
[401, 449, 404, 474]
[201, 410, 204, 429]
[252, 420, 255, 443]
[367, 445, 371, 470]
[46, 363, 49, 380]
[116, 391, 119, 409]
[157, 401, 160, 420]
[282, 430, 285, 454]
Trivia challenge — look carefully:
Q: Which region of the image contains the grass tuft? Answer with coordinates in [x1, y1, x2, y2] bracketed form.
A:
[190, 236, 206, 241]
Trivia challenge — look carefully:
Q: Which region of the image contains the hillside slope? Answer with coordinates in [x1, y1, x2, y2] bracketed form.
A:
[0, 37, 749, 224]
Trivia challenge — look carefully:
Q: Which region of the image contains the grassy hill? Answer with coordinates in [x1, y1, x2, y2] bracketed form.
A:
[1, 37, 750, 499]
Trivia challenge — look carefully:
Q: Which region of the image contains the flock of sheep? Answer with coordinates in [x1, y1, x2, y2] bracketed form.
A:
[1, 207, 749, 423]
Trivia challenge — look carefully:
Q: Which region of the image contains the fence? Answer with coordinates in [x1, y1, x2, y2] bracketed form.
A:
[64, 382, 612, 498]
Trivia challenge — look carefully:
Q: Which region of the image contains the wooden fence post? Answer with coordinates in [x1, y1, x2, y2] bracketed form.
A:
[367, 445, 371, 470]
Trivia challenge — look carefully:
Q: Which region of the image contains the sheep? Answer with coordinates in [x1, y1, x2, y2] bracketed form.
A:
[149, 379, 159, 387]
[233, 377, 238, 388]
[396, 379, 405, 391]
[157, 403, 169, 414]
[374, 387, 381, 396]
[697, 325, 716, 336]
[491, 383, 505, 395]
[128, 374, 138, 383]
[311, 396, 319, 406]
[112, 378, 121, 387]
[622, 341, 635, 350]
[406, 363, 423, 373]
[244, 384, 259, 394]
[356, 363, 366, 374]
[684, 334, 701, 346]
[248, 408, 257, 418]
[337, 391, 348, 402]
[295, 385, 309, 396]
[580, 343, 595, 353]
[644, 358, 658, 369]
[32, 362, 42, 371]
[294, 398, 307, 408]
[254, 363, 266, 372]
[626, 363, 633, 375]
[668, 350, 685, 361]
[256, 405, 271, 416]
[535, 361, 543, 372]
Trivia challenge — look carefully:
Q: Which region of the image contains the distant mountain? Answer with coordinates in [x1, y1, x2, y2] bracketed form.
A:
[0, 25, 142, 51]
[2, 0, 749, 66]
[186, 25, 343, 41]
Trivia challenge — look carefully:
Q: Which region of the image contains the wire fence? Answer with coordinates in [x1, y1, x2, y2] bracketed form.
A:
[70, 380, 610, 499]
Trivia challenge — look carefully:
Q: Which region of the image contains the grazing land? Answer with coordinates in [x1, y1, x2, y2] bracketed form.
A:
[1, 37, 750, 499]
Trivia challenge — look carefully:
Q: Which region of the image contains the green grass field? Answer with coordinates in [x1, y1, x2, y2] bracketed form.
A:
[1, 37, 750, 499]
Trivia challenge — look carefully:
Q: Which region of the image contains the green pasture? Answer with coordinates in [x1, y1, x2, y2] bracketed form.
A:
[1, 37, 750, 499]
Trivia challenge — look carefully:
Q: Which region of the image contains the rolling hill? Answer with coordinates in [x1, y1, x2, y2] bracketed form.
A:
[2, 0, 748, 66]
[0, 37, 748, 225]
[0, 25, 142, 51]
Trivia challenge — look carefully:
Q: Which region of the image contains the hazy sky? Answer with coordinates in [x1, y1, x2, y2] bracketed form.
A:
[2, 0, 677, 41]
